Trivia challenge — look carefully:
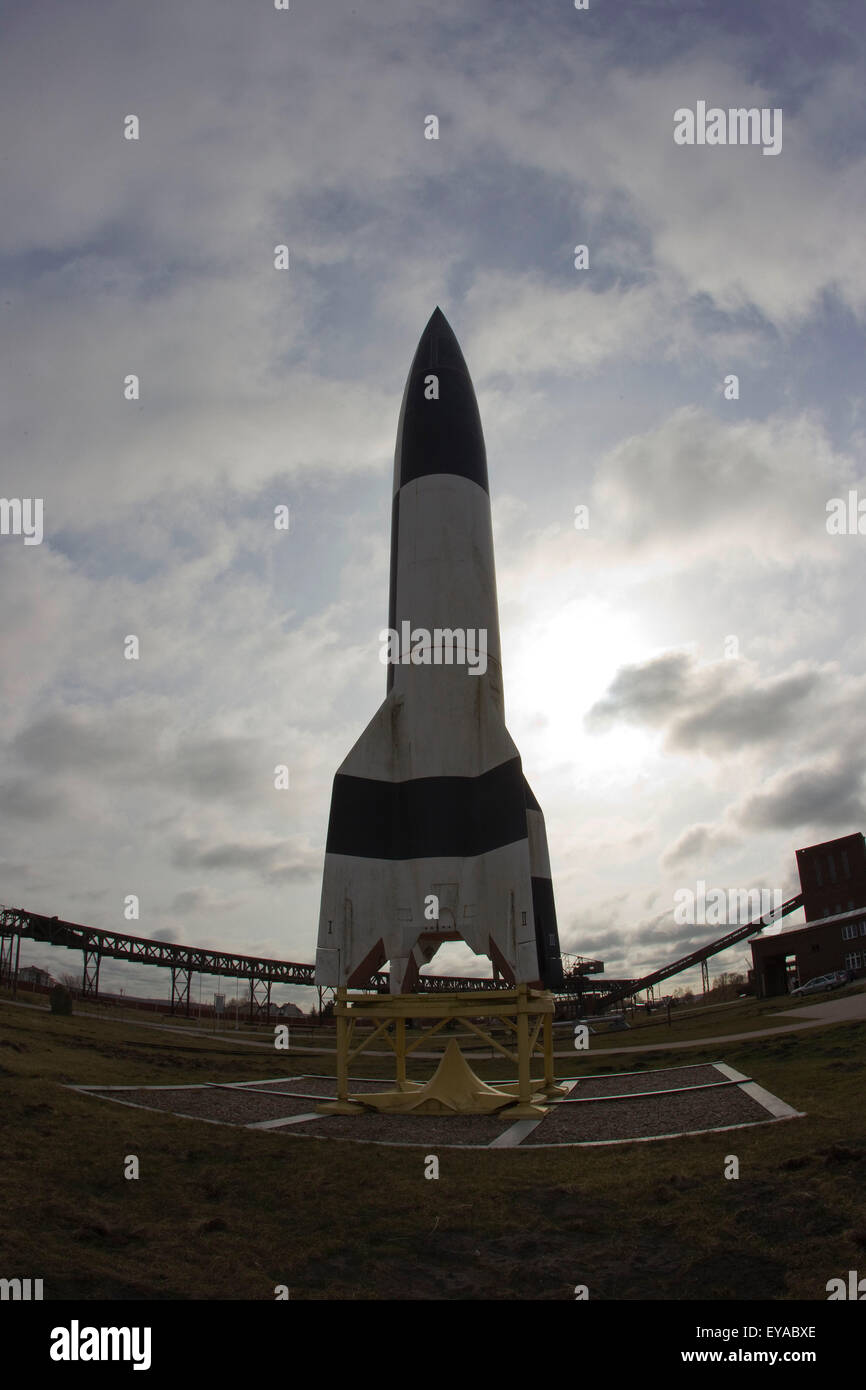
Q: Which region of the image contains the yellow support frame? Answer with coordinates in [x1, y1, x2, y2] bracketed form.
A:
[330, 984, 559, 1115]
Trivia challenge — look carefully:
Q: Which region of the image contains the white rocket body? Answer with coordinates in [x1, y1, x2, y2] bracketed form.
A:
[316, 309, 562, 994]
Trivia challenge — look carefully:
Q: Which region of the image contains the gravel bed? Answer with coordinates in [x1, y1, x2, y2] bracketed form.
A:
[288, 1112, 511, 1146]
[524, 1085, 774, 1144]
[564, 1064, 732, 1099]
[237, 1076, 394, 1097]
[85, 1073, 790, 1147]
[88, 1087, 318, 1124]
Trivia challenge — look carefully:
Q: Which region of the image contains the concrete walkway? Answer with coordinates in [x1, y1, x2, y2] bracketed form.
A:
[5, 990, 864, 1060]
[776, 991, 866, 1023]
[562, 989, 866, 1057]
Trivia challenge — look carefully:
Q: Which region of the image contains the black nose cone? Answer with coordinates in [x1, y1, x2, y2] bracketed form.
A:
[394, 308, 489, 495]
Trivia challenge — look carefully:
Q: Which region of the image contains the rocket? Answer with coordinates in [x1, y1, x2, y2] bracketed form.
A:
[316, 308, 563, 994]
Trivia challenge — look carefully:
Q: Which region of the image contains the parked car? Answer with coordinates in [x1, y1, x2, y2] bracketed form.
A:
[789, 971, 849, 997]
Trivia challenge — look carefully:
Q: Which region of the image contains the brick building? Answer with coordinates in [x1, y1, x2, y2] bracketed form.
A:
[751, 833, 866, 997]
[795, 832, 866, 921]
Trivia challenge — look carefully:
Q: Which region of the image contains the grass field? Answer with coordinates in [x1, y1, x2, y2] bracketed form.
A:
[2, 991, 865, 1300]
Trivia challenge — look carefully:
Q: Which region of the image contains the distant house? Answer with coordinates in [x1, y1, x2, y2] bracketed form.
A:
[276, 1002, 303, 1018]
[18, 966, 56, 988]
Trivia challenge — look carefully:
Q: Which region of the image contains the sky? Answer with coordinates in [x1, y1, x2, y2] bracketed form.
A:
[2, 0, 865, 1007]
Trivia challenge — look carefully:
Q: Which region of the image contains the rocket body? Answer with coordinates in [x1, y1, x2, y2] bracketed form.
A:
[316, 308, 562, 993]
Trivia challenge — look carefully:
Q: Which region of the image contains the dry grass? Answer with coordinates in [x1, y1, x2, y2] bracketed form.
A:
[1, 994, 864, 1300]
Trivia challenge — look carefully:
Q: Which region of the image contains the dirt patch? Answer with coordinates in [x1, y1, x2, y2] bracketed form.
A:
[684, 1248, 787, 1299]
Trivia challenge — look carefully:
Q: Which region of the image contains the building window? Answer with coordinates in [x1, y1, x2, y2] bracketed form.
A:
[814, 859, 823, 887]
[842, 850, 851, 878]
[842, 925, 857, 940]
[828, 854, 837, 883]
[844, 952, 861, 971]
[860, 921, 866, 936]
[812, 943, 820, 952]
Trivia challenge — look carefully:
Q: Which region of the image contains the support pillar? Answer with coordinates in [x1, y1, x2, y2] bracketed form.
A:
[82, 944, 101, 998]
[543, 1010, 553, 1091]
[248, 976, 272, 1023]
[395, 1015, 406, 1087]
[329, 988, 362, 1113]
[506, 984, 539, 1117]
[336, 989, 348, 1100]
[0, 928, 19, 992]
[171, 964, 192, 1016]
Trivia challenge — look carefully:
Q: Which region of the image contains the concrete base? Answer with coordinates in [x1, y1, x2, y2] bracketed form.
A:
[502, 1102, 549, 1118]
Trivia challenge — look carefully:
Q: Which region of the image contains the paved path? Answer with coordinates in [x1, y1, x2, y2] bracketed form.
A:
[564, 989, 866, 1057]
[5, 990, 864, 1059]
[776, 991, 866, 1023]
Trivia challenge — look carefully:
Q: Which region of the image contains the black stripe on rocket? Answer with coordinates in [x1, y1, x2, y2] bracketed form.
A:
[525, 778, 564, 989]
[325, 756, 528, 860]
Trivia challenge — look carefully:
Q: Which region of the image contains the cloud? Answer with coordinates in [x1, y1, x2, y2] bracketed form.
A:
[0, 778, 66, 821]
[171, 836, 320, 884]
[587, 651, 831, 754]
[593, 407, 859, 561]
[739, 759, 866, 831]
[7, 710, 267, 805]
[586, 651, 691, 732]
[661, 822, 740, 869]
[1, 0, 863, 992]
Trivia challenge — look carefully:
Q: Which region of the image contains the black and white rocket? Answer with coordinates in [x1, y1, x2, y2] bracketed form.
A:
[316, 308, 563, 994]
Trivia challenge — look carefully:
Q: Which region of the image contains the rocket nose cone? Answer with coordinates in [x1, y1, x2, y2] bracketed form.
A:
[416, 306, 464, 371]
[394, 308, 489, 493]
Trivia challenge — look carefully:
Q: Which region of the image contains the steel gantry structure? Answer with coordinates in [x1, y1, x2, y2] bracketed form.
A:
[0, 894, 805, 1017]
[0, 906, 318, 1017]
[591, 893, 805, 1011]
[0, 906, 525, 1015]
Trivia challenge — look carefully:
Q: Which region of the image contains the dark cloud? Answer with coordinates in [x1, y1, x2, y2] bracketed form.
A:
[563, 926, 624, 956]
[167, 737, 263, 802]
[661, 822, 738, 869]
[11, 711, 153, 773]
[587, 652, 826, 755]
[171, 837, 319, 884]
[0, 777, 65, 820]
[9, 712, 265, 805]
[173, 840, 277, 873]
[739, 760, 866, 831]
[170, 890, 203, 914]
[585, 652, 690, 732]
[670, 669, 822, 752]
